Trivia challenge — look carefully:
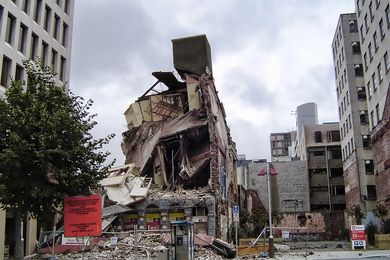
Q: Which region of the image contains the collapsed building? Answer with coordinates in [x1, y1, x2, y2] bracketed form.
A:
[106, 35, 237, 239]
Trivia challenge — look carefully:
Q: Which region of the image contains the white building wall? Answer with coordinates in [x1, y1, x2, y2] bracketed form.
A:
[0, 0, 74, 97]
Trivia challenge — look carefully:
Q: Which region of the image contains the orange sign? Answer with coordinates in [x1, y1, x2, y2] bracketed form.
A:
[64, 195, 102, 237]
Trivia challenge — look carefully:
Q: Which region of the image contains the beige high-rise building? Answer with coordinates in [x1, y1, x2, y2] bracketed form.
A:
[332, 1, 390, 223]
[355, 0, 390, 209]
[356, 0, 390, 131]
[332, 13, 376, 219]
[0, 0, 74, 258]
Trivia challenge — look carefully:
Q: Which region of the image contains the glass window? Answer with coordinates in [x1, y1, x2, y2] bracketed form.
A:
[378, 63, 383, 81]
[34, 0, 42, 23]
[372, 72, 378, 91]
[369, 1, 374, 20]
[5, 13, 16, 45]
[384, 52, 389, 72]
[30, 32, 39, 59]
[373, 32, 378, 51]
[376, 104, 380, 122]
[18, 23, 28, 54]
[379, 18, 385, 39]
[1, 56, 12, 87]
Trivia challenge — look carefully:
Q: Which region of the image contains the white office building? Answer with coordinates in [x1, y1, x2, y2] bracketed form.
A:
[0, 0, 74, 97]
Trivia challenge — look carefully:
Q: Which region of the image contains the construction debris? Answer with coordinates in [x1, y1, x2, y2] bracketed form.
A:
[100, 164, 152, 206]
[55, 233, 228, 260]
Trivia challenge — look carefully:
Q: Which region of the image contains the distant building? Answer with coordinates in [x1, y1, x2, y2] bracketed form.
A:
[0, 0, 74, 257]
[297, 123, 345, 211]
[270, 131, 294, 162]
[331, 13, 375, 214]
[292, 102, 318, 158]
[247, 160, 310, 213]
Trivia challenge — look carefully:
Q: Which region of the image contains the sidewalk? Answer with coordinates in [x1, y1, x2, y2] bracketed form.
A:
[274, 250, 390, 259]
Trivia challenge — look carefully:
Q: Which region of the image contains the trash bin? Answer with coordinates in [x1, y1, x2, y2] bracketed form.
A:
[155, 245, 168, 260]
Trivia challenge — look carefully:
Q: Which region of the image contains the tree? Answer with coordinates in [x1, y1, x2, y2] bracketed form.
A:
[373, 202, 389, 233]
[346, 205, 366, 225]
[0, 60, 115, 259]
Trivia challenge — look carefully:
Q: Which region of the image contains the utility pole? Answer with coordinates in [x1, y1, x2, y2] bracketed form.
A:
[266, 163, 275, 258]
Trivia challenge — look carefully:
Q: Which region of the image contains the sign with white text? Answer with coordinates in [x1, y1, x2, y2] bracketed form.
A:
[351, 225, 366, 250]
[64, 195, 102, 237]
[233, 205, 240, 222]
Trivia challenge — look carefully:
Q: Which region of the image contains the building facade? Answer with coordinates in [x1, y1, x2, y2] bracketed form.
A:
[0, 0, 74, 97]
[0, 0, 74, 257]
[297, 123, 345, 211]
[332, 13, 376, 214]
[247, 160, 310, 213]
[270, 131, 294, 162]
[354, 0, 390, 211]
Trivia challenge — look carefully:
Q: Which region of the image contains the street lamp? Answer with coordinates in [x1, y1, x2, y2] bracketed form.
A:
[266, 163, 275, 258]
[258, 162, 277, 258]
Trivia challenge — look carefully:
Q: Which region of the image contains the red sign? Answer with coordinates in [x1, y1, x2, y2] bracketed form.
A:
[350, 225, 366, 241]
[64, 195, 102, 237]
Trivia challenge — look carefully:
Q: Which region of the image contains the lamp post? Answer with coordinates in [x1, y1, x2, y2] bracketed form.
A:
[266, 163, 275, 258]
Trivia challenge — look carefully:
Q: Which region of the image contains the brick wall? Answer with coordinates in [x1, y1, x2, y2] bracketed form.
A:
[344, 161, 360, 208]
[248, 161, 310, 213]
[372, 88, 390, 202]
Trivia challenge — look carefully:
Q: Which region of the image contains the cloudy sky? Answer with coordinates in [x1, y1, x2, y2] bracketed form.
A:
[70, 0, 355, 165]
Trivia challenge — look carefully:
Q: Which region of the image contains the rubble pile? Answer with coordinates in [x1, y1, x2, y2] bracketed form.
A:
[56, 233, 229, 260]
[194, 246, 226, 260]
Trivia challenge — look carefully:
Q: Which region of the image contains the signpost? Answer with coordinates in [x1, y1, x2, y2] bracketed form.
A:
[351, 225, 366, 250]
[64, 194, 102, 260]
[233, 205, 239, 258]
[282, 230, 290, 240]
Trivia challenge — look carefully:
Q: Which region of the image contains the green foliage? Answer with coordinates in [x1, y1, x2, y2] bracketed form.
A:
[346, 205, 366, 225]
[0, 60, 115, 218]
[366, 221, 378, 246]
[373, 202, 389, 220]
[383, 219, 390, 234]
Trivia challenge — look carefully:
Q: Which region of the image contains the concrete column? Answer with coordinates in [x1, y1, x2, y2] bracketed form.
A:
[137, 211, 145, 230]
[160, 211, 168, 230]
[0, 207, 6, 260]
[25, 217, 37, 255]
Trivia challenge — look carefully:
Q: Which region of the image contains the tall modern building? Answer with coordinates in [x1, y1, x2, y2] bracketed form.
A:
[0, 0, 74, 257]
[0, 0, 74, 97]
[292, 102, 318, 158]
[332, 13, 376, 217]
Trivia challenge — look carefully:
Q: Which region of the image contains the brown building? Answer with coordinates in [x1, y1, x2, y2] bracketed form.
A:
[115, 35, 237, 240]
[372, 89, 390, 204]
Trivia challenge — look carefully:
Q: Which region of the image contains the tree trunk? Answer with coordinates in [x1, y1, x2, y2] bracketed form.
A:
[14, 207, 24, 260]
